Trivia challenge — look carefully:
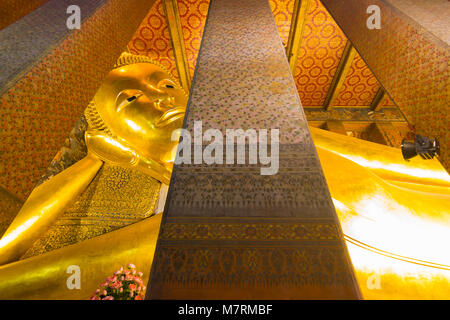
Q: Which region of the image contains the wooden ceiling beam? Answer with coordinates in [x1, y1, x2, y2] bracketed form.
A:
[371, 87, 386, 111]
[162, 0, 191, 91]
[303, 107, 406, 122]
[323, 120, 347, 135]
[286, 0, 312, 73]
[323, 41, 356, 110]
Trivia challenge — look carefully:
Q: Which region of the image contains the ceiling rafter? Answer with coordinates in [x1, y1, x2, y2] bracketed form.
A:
[162, 0, 191, 91]
[371, 87, 386, 111]
[323, 41, 357, 110]
[286, 0, 312, 73]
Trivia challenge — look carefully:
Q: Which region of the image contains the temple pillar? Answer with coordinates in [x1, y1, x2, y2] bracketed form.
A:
[321, 0, 449, 171]
[0, 0, 156, 201]
[0, 0, 49, 30]
[147, 0, 360, 299]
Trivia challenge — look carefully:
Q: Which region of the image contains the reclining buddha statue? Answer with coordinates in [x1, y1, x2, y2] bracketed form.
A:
[0, 53, 448, 300]
[0, 52, 188, 264]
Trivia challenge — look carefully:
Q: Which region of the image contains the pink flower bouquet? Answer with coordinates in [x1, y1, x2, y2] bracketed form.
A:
[90, 264, 146, 300]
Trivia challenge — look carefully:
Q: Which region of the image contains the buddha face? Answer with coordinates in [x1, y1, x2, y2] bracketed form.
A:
[93, 62, 187, 166]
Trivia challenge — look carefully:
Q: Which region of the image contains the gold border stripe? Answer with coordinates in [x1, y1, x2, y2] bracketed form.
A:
[286, 0, 312, 73]
[162, 0, 191, 91]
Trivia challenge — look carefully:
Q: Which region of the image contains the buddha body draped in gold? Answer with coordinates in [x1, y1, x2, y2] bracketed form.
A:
[0, 54, 448, 300]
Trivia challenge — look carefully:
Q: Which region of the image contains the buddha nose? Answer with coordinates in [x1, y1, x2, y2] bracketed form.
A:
[154, 95, 175, 111]
[143, 84, 175, 111]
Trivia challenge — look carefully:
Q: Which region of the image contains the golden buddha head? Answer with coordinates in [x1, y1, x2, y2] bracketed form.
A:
[85, 53, 188, 174]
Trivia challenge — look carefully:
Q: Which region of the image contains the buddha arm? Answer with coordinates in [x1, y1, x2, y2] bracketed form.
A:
[0, 154, 103, 265]
[310, 127, 450, 187]
[86, 130, 172, 185]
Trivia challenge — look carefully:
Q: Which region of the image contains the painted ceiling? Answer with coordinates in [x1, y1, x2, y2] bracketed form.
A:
[129, 0, 208, 81]
[0, 0, 399, 112]
[129, 0, 396, 109]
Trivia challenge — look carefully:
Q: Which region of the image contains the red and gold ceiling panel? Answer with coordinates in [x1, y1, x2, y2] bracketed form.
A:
[334, 52, 380, 106]
[177, 0, 210, 79]
[293, 0, 348, 106]
[128, 0, 178, 81]
[127, 0, 398, 110]
[269, 0, 295, 46]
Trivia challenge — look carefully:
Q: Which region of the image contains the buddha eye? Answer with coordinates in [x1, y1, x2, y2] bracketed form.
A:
[126, 95, 139, 102]
[116, 89, 144, 112]
[157, 79, 177, 90]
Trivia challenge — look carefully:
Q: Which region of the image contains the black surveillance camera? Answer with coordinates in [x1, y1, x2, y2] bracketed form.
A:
[401, 135, 440, 160]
